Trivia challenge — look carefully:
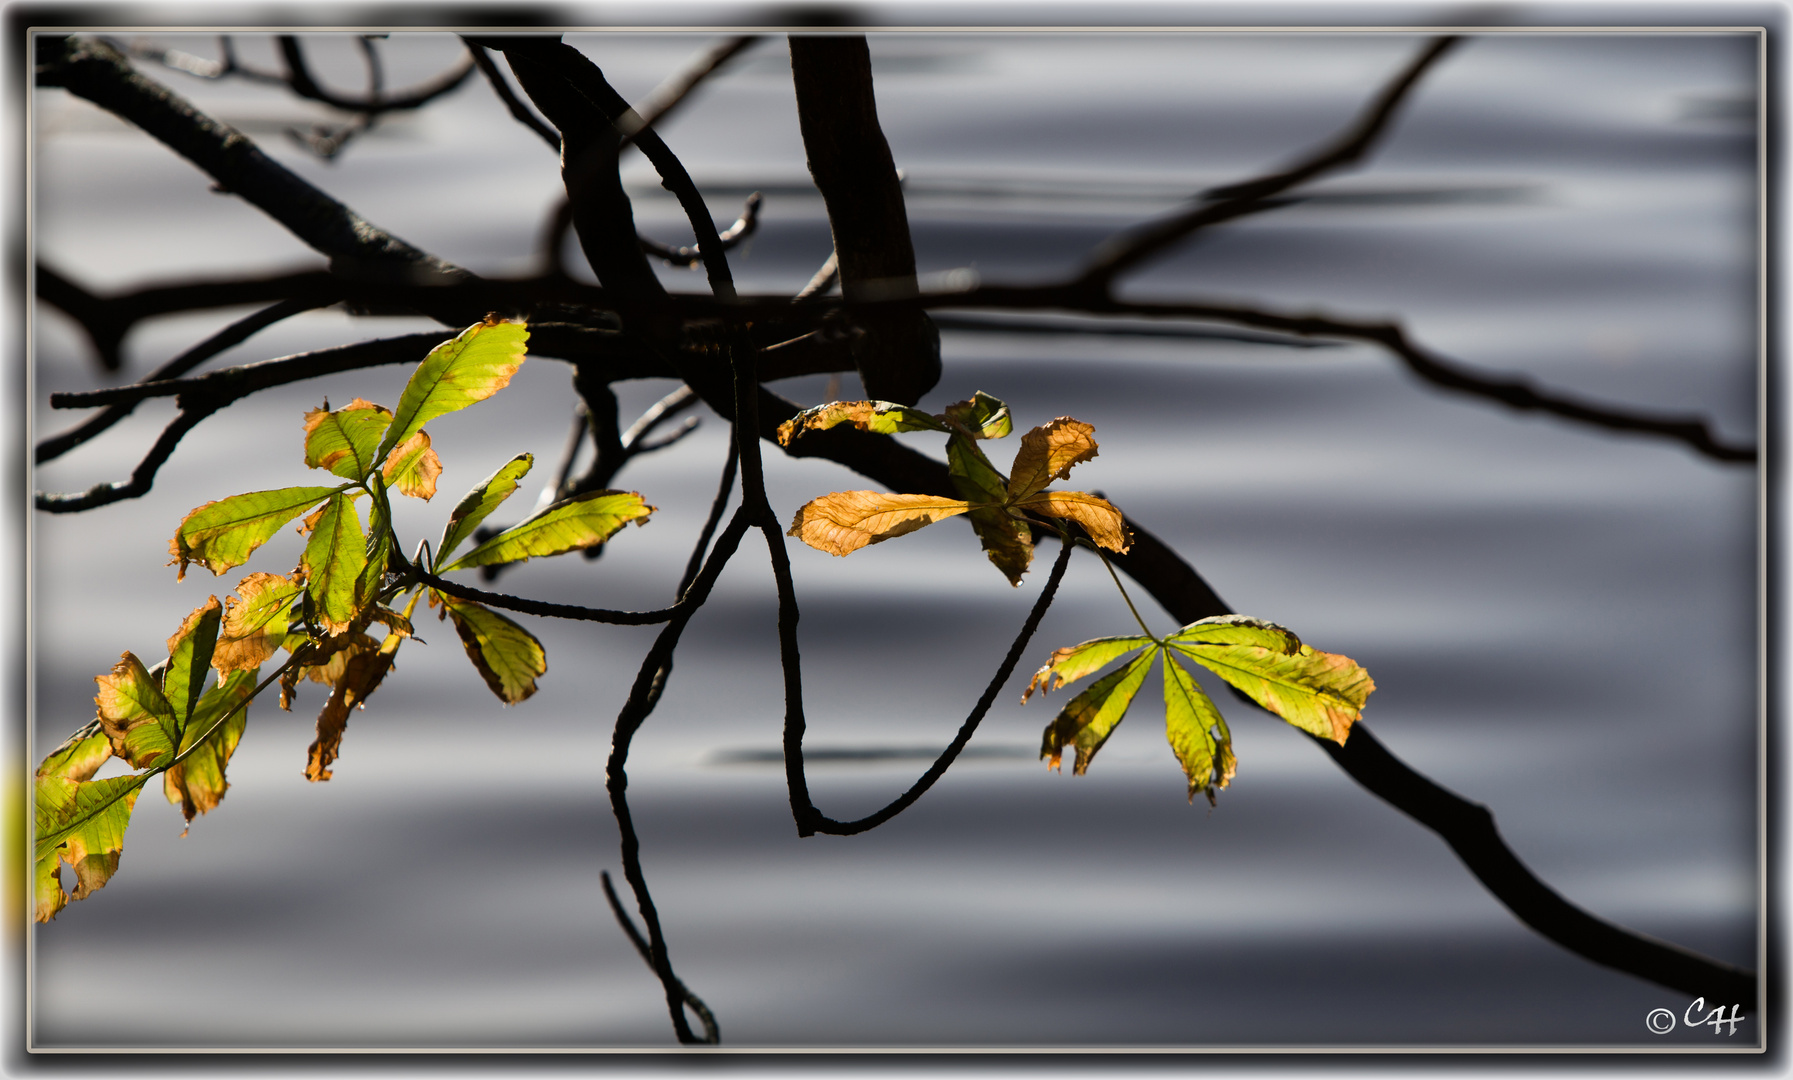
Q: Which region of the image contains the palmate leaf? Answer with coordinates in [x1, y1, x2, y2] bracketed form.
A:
[1023, 633, 1156, 702]
[438, 453, 533, 564]
[34, 772, 149, 922]
[438, 594, 546, 703]
[302, 398, 392, 480]
[441, 490, 654, 570]
[1039, 649, 1155, 774]
[300, 492, 367, 635]
[169, 485, 342, 580]
[1162, 652, 1235, 805]
[374, 316, 529, 468]
[1166, 617, 1373, 744]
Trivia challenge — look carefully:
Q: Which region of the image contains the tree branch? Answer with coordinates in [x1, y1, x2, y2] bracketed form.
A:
[465, 40, 559, 149]
[276, 34, 475, 114]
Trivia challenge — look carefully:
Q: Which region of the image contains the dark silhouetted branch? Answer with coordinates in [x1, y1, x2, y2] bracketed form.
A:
[599, 871, 718, 1044]
[35, 399, 217, 512]
[406, 563, 681, 626]
[784, 536, 1075, 837]
[38, 296, 333, 464]
[640, 192, 762, 268]
[276, 34, 475, 115]
[465, 40, 559, 148]
[615, 35, 763, 150]
[1076, 36, 1461, 288]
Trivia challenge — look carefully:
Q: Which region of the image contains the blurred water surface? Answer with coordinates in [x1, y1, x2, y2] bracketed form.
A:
[29, 31, 1758, 1048]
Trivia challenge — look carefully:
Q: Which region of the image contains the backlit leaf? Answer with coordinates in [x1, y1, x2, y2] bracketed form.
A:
[942, 391, 1012, 440]
[965, 505, 1034, 586]
[946, 436, 1008, 505]
[374, 316, 529, 468]
[787, 491, 971, 556]
[94, 652, 177, 769]
[1006, 418, 1099, 503]
[1014, 489, 1131, 553]
[1167, 634, 1374, 744]
[381, 429, 442, 501]
[169, 485, 341, 580]
[356, 474, 393, 611]
[36, 721, 112, 783]
[442, 490, 654, 570]
[305, 630, 402, 782]
[1162, 652, 1235, 805]
[1022, 634, 1155, 702]
[303, 398, 392, 480]
[776, 399, 945, 445]
[1039, 648, 1154, 775]
[163, 668, 256, 823]
[300, 492, 367, 635]
[438, 453, 533, 564]
[162, 596, 221, 724]
[34, 772, 148, 921]
[1165, 615, 1303, 656]
[439, 594, 546, 703]
[216, 573, 302, 674]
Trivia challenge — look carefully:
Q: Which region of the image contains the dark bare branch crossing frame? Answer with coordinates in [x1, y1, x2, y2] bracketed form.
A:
[31, 28, 1759, 1045]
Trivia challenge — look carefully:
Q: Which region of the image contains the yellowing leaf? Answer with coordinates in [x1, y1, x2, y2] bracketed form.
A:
[303, 398, 392, 480]
[162, 596, 222, 724]
[169, 485, 341, 580]
[1165, 615, 1303, 655]
[438, 454, 533, 565]
[1014, 489, 1131, 553]
[776, 399, 946, 445]
[374, 317, 529, 469]
[305, 631, 401, 782]
[36, 721, 113, 783]
[1162, 652, 1235, 805]
[1022, 634, 1155, 702]
[965, 505, 1034, 586]
[34, 772, 148, 921]
[1007, 418, 1098, 503]
[786, 491, 971, 556]
[441, 490, 655, 570]
[942, 391, 1012, 440]
[1039, 649, 1154, 775]
[300, 492, 367, 635]
[1166, 633, 1374, 745]
[94, 652, 177, 769]
[163, 668, 256, 823]
[381, 429, 442, 500]
[439, 594, 546, 703]
[216, 572, 303, 674]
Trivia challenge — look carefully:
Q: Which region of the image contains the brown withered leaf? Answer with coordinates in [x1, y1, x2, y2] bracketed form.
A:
[1006, 418, 1098, 503]
[1014, 490, 1131, 553]
[381, 429, 442, 500]
[305, 634, 400, 782]
[965, 506, 1033, 587]
[786, 491, 971, 556]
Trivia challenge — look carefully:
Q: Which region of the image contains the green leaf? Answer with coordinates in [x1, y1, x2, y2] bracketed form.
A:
[946, 434, 1009, 505]
[776, 400, 947, 445]
[942, 391, 1012, 440]
[1023, 634, 1155, 701]
[163, 668, 256, 823]
[1039, 648, 1155, 775]
[380, 429, 441, 500]
[1162, 652, 1235, 805]
[1167, 630, 1374, 745]
[34, 772, 149, 921]
[216, 573, 303, 674]
[1165, 615, 1303, 655]
[441, 490, 654, 571]
[438, 594, 547, 703]
[303, 398, 393, 480]
[162, 596, 222, 725]
[300, 492, 368, 635]
[169, 485, 342, 580]
[374, 317, 529, 468]
[438, 453, 534, 564]
[94, 652, 178, 769]
[357, 474, 393, 611]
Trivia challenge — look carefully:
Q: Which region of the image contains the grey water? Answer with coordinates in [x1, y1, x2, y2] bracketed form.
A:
[29, 31, 1759, 1049]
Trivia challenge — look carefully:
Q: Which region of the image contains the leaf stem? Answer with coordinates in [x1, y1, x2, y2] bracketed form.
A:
[1092, 542, 1158, 642]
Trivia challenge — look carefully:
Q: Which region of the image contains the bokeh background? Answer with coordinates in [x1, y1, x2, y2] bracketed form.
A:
[30, 29, 1759, 1048]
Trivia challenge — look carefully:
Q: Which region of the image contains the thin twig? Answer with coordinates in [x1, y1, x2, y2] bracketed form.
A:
[276, 34, 475, 115]
[614, 35, 763, 151]
[38, 296, 334, 464]
[408, 565, 681, 626]
[640, 192, 763, 268]
[598, 872, 719, 1044]
[785, 537, 1075, 837]
[677, 434, 738, 601]
[35, 399, 217, 512]
[465, 40, 559, 149]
